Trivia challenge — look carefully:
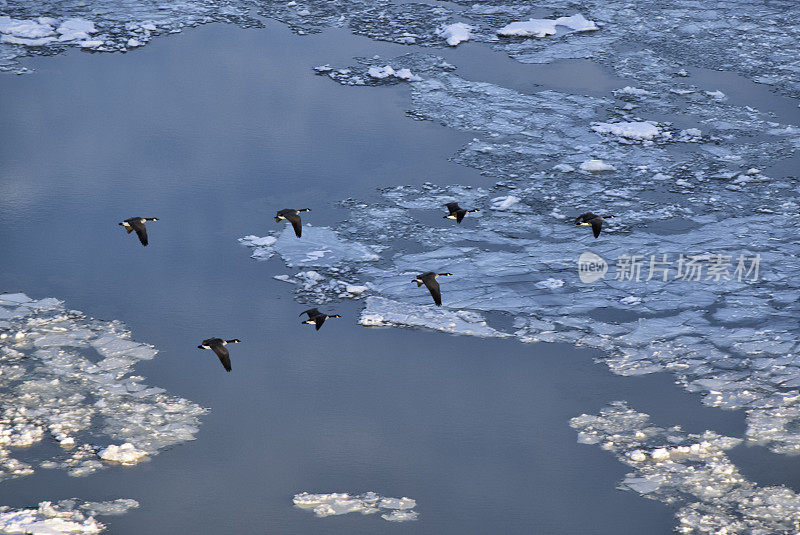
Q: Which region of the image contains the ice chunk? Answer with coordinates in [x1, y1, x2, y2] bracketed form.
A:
[579, 159, 616, 172]
[98, 443, 148, 465]
[592, 121, 661, 141]
[490, 195, 520, 210]
[436, 23, 473, 46]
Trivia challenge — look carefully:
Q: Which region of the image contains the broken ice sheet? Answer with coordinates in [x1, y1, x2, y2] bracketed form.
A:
[0, 293, 205, 482]
[293, 492, 418, 522]
[571, 402, 800, 534]
[262, 50, 800, 460]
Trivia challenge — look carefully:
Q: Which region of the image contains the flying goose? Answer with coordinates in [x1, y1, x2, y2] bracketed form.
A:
[197, 338, 240, 372]
[574, 212, 614, 238]
[299, 308, 341, 331]
[119, 217, 159, 246]
[413, 271, 452, 306]
[443, 202, 479, 223]
[275, 208, 311, 238]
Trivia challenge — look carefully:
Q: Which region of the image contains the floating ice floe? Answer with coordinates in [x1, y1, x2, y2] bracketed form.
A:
[572, 403, 800, 534]
[0, 293, 205, 481]
[293, 492, 417, 522]
[360, 296, 510, 338]
[0, 498, 138, 534]
[497, 14, 597, 38]
[436, 22, 473, 46]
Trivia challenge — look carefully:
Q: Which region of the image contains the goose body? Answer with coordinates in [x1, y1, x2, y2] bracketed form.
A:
[197, 338, 240, 372]
[119, 217, 159, 246]
[444, 202, 479, 224]
[275, 208, 311, 238]
[574, 212, 614, 238]
[413, 271, 452, 306]
[299, 308, 341, 331]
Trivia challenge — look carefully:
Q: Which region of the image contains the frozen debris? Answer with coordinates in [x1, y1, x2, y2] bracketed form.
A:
[592, 121, 661, 141]
[360, 296, 510, 338]
[293, 492, 417, 522]
[572, 403, 800, 534]
[436, 22, 473, 46]
[0, 499, 138, 534]
[0, 293, 205, 483]
[579, 159, 616, 172]
[497, 14, 597, 38]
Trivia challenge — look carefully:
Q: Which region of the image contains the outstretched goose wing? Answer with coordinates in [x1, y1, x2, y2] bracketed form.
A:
[131, 220, 148, 246]
[211, 343, 232, 372]
[591, 218, 603, 238]
[424, 278, 442, 306]
[285, 212, 303, 238]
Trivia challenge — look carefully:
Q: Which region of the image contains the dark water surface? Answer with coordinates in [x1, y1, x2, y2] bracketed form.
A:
[0, 22, 751, 534]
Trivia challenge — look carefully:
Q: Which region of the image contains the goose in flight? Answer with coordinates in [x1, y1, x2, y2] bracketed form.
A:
[299, 308, 341, 331]
[197, 338, 240, 372]
[119, 217, 159, 246]
[413, 271, 452, 306]
[574, 212, 614, 238]
[443, 202, 478, 223]
[275, 208, 311, 238]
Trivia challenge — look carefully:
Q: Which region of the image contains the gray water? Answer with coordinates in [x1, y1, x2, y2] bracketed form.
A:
[0, 20, 780, 534]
